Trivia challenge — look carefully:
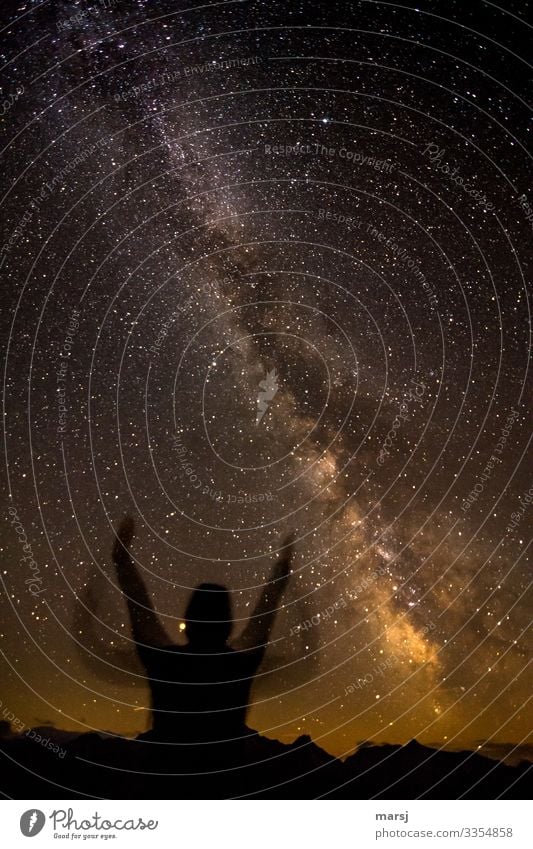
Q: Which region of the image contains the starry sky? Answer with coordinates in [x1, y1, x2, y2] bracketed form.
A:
[0, 0, 531, 760]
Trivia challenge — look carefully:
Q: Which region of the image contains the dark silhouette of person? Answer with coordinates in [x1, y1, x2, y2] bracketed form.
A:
[111, 516, 294, 758]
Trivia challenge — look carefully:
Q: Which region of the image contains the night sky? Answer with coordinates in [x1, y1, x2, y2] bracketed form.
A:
[0, 0, 531, 761]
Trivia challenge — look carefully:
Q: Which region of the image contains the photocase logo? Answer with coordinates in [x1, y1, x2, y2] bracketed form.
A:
[256, 367, 279, 424]
[20, 809, 46, 837]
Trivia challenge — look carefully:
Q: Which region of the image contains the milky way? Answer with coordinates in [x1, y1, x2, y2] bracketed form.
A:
[0, 0, 531, 762]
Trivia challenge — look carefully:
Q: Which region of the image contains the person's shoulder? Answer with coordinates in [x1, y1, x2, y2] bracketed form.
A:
[138, 642, 183, 664]
[231, 645, 264, 667]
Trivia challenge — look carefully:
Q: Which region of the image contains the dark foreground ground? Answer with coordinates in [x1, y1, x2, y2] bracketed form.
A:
[1, 728, 531, 799]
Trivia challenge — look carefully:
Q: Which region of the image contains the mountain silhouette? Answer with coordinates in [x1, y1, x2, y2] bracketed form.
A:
[0, 725, 530, 799]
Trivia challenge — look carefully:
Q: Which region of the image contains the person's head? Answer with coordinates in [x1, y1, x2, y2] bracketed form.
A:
[184, 583, 233, 648]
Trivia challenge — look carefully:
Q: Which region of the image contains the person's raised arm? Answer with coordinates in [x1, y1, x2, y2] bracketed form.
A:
[111, 515, 170, 650]
[236, 534, 294, 652]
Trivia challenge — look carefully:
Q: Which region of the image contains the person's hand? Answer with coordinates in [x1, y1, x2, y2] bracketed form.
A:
[112, 515, 136, 566]
[273, 532, 295, 582]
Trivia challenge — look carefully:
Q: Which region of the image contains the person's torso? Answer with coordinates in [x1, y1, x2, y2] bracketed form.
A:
[141, 645, 262, 743]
